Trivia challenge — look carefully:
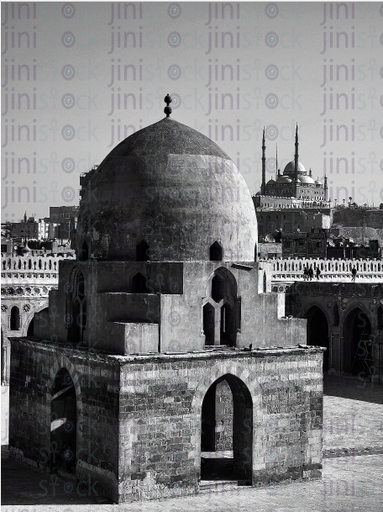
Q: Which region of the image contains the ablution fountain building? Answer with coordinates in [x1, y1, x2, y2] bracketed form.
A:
[9, 99, 324, 503]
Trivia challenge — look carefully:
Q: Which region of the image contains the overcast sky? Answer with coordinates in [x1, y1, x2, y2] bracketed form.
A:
[2, 1, 383, 221]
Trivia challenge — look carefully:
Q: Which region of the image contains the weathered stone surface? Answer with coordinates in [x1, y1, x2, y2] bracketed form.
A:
[9, 338, 324, 503]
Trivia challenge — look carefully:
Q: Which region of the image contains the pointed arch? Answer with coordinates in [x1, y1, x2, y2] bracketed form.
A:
[200, 373, 253, 485]
[209, 241, 223, 261]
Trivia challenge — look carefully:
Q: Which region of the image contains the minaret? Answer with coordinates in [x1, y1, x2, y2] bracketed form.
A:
[261, 127, 266, 194]
[294, 123, 299, 198]
[324, 175, 328, 201]
[275, 143, 278, 180]
[23, 211, 27, 223]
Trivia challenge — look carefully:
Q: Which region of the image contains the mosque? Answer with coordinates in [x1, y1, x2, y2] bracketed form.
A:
[255, 125, 328, 208]
[9, 98, 324, 502]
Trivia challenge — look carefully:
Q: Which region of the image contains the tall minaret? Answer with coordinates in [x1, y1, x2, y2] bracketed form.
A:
[294, 123, 299, 198]
[324, 175, 328, 201]
[275, 143, 278, 180]
[261, 127, 266, 194]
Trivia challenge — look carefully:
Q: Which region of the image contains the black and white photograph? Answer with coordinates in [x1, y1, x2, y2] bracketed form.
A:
[1, 1, 383, 510]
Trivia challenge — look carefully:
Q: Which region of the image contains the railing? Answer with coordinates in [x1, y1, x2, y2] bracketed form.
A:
[260, 258, 383, 281]
[1, 254, 74, 273]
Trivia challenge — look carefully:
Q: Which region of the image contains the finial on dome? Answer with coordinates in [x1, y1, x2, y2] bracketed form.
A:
[164, 94, 172, 117]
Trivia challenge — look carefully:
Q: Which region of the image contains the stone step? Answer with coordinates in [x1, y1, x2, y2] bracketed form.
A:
[199, 480, 243, 493]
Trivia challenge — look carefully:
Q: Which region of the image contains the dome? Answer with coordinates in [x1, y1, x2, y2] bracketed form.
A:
[77, 117, 257, 262]
[283, 161, 307, 176]
[276, 176, 292, 184]
[266, 179, 276, 185]
[299, 175, 316, 184]
[315, 179, 323, 185]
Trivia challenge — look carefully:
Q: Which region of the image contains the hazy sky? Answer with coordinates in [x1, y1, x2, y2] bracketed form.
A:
[2, 1, 383, 221]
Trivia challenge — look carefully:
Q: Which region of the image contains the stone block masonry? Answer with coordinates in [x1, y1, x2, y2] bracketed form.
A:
[9, 337, 324, 503]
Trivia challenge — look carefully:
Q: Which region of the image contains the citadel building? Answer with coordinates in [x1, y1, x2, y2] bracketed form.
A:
[256, 125, 328, 206]
[9, 100, 324, 502]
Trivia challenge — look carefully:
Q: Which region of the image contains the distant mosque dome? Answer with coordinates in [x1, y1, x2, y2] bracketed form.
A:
[315, 178, 323, 185]
[283, 161, 307, 176]
[276, 176, 292, 184]
[299, 175, 316, 184]
[77, 113, 257, 262]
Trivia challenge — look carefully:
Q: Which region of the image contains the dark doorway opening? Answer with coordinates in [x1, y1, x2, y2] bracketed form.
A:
[50, 368, 77, 475]
[200, 374, 252, 487]
[343, 308, 372, 377]
[305, 306, 329, 372]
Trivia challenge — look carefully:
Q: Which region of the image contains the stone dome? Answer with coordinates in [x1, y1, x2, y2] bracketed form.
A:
[77, 117, 257, 262]
[283, 161, 307, 176]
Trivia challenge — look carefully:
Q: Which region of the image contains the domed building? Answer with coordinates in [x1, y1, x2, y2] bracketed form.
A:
[257, 125, 328, 206]
[9, 100, 324, 503]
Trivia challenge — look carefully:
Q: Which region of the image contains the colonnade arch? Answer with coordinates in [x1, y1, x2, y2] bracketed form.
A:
[304, 305, 329, 372]
[343, 307, 372, 376]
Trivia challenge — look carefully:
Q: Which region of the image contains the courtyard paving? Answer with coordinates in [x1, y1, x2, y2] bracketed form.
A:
[2, 376, 383, 511]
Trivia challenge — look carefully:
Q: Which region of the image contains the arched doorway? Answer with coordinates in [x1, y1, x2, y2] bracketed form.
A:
[200, 374, 252, 486]
[343, 308, 372, 377]
[50, 368, 77, 474]
[305, 306, 329, 372]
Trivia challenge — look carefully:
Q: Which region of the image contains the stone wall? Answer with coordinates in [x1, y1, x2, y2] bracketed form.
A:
[9, 338, 324, 503]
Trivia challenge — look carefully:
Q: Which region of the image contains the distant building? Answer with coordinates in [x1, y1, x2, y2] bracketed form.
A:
[256, 208, 331, 241]
[282, 231, 327, 259]
[6, 213, 47, 241]
[254, 124, 328, 207]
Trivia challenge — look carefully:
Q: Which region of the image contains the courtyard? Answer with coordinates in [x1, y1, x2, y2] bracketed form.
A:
[2, 375, 383, 511]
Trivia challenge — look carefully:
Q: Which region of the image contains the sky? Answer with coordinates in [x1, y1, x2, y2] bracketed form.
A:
[2, 1, 383, 221]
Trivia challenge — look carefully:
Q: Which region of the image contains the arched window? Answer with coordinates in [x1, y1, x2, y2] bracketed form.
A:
[10, 306, 20, 330]
[79, 242, 89, 261]
[206, 269, 239, 346]
[209, 242, 222, 261]
[136, 240, 149, 261]
[132, 272, 148, 293]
